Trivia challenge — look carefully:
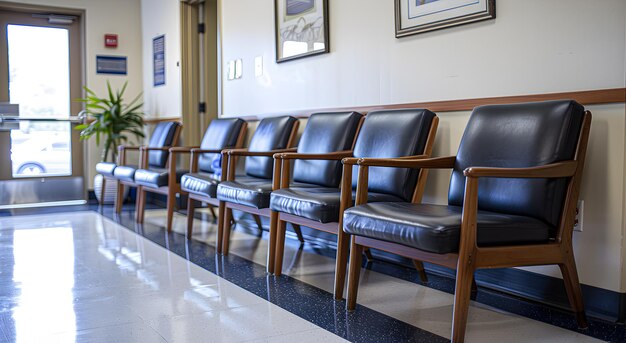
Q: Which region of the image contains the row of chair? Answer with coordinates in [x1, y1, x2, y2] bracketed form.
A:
[96, 100, 591, 343]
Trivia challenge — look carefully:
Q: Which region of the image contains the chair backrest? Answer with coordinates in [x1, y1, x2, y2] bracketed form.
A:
[352, 109, 436, 201]
[147, 121, 181, 168]
[293, 111, 363, 187]
[198, 118, 246, 173]
[448, 100, 586, 231]
[245, 116, 298, 179]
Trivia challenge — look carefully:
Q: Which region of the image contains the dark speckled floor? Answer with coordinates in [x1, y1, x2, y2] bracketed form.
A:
[3, 202, 625, 342]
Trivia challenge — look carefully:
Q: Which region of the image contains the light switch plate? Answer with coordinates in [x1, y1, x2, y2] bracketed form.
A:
[227, 60, 235, 80]
[255, 56, 263, 77]
[235, 59, 243, 79]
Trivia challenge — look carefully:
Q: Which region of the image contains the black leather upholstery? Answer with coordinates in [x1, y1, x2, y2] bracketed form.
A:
[197, 118, 245, 173]
[448, 100, 584, 231]
[148, 122, 181, 168]
[95, 122, 179, 179]
[269, 108, 434, 223]
[113, 165, 139, 182]
[343, 100, 586, 254]
[351, 109, 435, 200]
[271, 187, 403, 223]
[245, 116, 298, 179]
[180, 172, 221, 197]
[134, 167, 187, 188]
[96, 162, 117, 178]
[292, 112, 362, 187]
[218, 180, 315, 209]
[343, 203, 552, 254]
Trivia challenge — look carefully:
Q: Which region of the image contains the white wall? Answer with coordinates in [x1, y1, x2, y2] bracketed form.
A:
[220, 0, 626, 293]
[10, 0, 144, 188]
[140, 0, 182, 119]
[221, 0, 625, 116]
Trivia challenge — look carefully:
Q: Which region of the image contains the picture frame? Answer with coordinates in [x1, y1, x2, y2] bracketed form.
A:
[394, 0, 495, 38]
[275, 0, 329, 63]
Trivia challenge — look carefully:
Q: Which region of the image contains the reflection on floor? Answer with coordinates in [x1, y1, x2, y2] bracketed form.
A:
[0, 207, 621, 342]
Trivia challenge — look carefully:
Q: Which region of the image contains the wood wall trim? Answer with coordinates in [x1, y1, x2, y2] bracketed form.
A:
[144, 117, 182, 124]
[234, 88, 626, 121]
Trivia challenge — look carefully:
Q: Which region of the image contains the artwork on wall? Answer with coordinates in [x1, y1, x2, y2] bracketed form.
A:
[395, 0, 495, 38]
[275, 0, 329, 63]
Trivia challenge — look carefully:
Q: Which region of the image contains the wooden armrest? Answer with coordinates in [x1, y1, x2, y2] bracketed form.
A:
[463, 161, 577, 178]
[226, 147, 297, 157]
[274, 150, 354, 160]
[343, 154, 429, 166]
[140, 146, 170, 151]
[169, 146, 200, 153]
[189, 148, 225, 154]
[356, 156, 456, 168]
[118, 145, 142, 151]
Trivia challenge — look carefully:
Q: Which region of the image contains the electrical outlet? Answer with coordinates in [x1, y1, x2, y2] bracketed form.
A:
[573, 200, 584, 232]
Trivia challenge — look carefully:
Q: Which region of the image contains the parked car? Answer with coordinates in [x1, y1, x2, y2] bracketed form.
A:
[11, 137, 72, 176]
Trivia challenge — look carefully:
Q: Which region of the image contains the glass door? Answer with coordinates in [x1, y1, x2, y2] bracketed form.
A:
[0, 6, 85, 208]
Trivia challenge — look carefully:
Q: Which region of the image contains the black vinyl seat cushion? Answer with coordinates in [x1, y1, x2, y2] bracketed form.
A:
[181, 172, 220, 198]
[182, 174, 260, 198]
[270, 187, 403, 223]
[134, 167, 187, 188]
[113, 165, 139, 182]
[343, 202, 553, 254]
[96, 162, 117, 178]
[217, 179, 316, 209]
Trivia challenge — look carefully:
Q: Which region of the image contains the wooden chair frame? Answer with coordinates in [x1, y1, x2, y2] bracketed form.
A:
[135, 123, 247, 232]
[344, 111, 591, 343]
[272, 116, 439, 301]
[111, 124, 183, 217]
[186, 120, 300, 243]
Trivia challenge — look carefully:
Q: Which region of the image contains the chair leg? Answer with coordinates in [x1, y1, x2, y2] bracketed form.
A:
[559, 252, 588, 328]
[346, 236, 363, 311]
[412, 260, 429, 283]
[274, 219, 288, 277]
[217, 202, 226, 254]
[187, 197, 196, 238]
[100, 176, 107, 205]
[115, 182, 125, 214]
[166, 190, 176, 232]
[267, 211, 279, 274]
[252, 214, 264, 236]
[292, 224, 305, 243]
[363, 247, 374, 261]
[136, 186, 146, 224]
[334, 230, 350, 300]
[222, 208, 234, 255]
[208, 205, 217, 220]
[451, 258, 475, 343]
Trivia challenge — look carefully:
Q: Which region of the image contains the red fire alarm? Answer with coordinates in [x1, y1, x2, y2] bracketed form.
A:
[104, 34, 118, 48]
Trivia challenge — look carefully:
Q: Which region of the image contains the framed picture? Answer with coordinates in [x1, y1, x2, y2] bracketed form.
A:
[275, 0, 329, 63]
[394, 0, 495, 38]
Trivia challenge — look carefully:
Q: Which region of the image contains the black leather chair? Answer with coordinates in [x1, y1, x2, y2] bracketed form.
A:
[217, 111, 363, 274]
[270, 109, 438, 300]
[134, 118, 247, 232]
[343, 100, 591, 343]
[182, 116, 300, 242]
[95, 121, 182, 210]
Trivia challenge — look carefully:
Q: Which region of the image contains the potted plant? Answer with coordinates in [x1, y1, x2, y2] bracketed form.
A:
[75, 81, 145, 203]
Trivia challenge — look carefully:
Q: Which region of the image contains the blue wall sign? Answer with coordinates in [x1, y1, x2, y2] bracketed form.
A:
[153, 35, 165, 86]
[96, 56, 127, 75]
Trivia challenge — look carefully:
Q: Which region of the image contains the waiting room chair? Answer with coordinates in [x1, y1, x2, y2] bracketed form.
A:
[217, 111, 363, 274]
[342, 100, 591, 343]
[181, 116, 299, 241]
[95, 121, 182, 211]
[134, 118, 247, 231]
[270, 109, 438, 300]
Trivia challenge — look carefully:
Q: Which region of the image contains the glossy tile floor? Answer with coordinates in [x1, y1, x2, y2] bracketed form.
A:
[0, 208, 619, 342]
